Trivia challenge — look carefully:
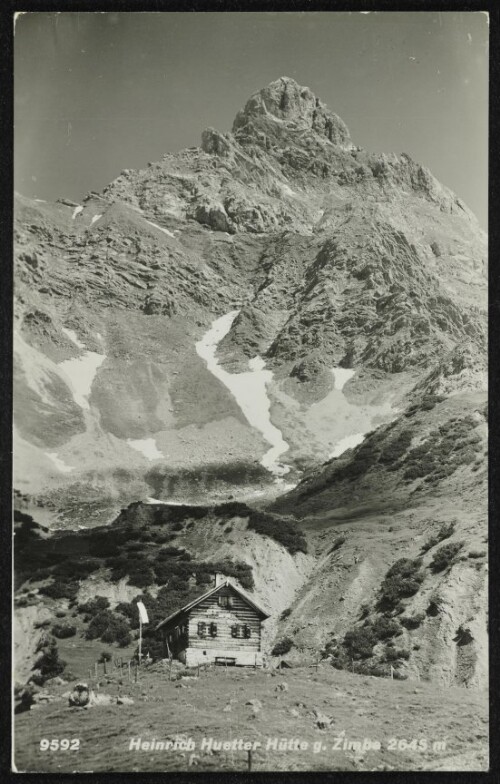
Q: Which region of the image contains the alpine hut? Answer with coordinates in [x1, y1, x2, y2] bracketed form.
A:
[156, 576, 270, 667]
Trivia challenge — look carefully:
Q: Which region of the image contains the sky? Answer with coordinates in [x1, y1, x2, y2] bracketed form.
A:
[14, 11, 489, 227]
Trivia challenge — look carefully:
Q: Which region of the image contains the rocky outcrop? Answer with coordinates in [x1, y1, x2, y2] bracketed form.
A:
[232, 76, 352, 148]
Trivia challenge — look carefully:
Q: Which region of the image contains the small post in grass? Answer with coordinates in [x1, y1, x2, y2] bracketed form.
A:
[128, 661, 131, 682]
[390, 665, 394, 681]
[95, 662, 98, 679]
[247, 749, 252, 772]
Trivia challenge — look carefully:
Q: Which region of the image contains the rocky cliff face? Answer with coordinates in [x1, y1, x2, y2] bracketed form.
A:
[14, 77, 486, 525]
[14, 78, 487, 686]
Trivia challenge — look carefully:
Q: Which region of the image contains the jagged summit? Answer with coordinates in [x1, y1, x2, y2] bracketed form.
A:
[232, 76, 352, 147]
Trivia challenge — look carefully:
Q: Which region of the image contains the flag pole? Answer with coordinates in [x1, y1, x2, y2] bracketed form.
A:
[139, 615, 142, 663]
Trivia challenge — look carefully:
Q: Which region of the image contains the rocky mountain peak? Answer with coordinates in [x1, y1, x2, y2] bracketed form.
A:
[231, 76, 352, 147]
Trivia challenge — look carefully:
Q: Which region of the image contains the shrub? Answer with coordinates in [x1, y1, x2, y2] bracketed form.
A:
[85, 609, 131, 646]
[271, 637, 294, 656]
[384, 645, 410, 662]
[52, 624, 76, 639]
[468, 549, 486, 559]
[378, 429, 413, 465]
[371, 616, 402, 640]
[77, 596, 110, 618]
[34, 637, 66, 683]
[328, 536, 346, 554]
[115, 601, 141, 629]
[39, 579, 79, 601]
[343, 626, 376, 659]
[280, 608, 292, 621]
[453, 625, 474, 646]
[400, 612, 425, 630]
[429, 542, 464, 573]
[98, 651, 112, 663]
[128, 567, 156, 588]
[378, 558, 424, 610]
[421, 522, 456, 553]
[247, 511, 307, 555]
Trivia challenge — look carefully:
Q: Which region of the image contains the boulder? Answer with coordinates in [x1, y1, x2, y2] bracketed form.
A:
[68, 682, 90, 707]
[313, 708, 333, 730]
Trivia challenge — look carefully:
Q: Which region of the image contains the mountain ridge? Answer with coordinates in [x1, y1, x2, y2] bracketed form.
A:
[13, 77, 487, 691]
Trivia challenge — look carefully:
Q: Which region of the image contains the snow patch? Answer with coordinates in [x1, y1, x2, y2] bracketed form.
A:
[145, 219, 176, 238]
[329, 433, 365, 459]
[35, 199, 47, 203]
[127, 438, 164, 461]
[195, 311, 290, 477]
[280, 182, 296, 197]
[61, 327, 86, 350]
[145, 497, 188, 505]
[72, 205, 83, 220]
[331, 367, 355, 390]
[58, 332, 106, 410]
[45, 452, 75, 473]
[90, 214, 102, 225]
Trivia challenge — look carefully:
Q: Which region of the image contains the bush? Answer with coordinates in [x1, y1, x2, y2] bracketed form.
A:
[371, 616, 402, 640]
[378, 429, 413, 465]
[115, 601, 141, 629]
[247, 511, 307, 554]
[468, 549, 486, 559]
[52, 624, 76, 639]
[271, 637, 294, 656]
[280, 608, 292, 621]
[77, 596, 110, 619]
[378, 558, 424, 610]
[453, 625, 474, 646]
[400, 612, 425, 630]
[384, 646, 410, 662]
[85, 609, 131, 646]
[421, 522, 456, 553]
[98, 651, 112, 663]
[328, 536, 346, 554]
[429, 541, 464, 573]
[343, 626, 376, 659]
[34, 637, 66, 682]
[39, 579, 80, 600]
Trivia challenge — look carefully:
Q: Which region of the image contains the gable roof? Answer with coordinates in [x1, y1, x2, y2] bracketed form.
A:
[156, 579, 270, 630]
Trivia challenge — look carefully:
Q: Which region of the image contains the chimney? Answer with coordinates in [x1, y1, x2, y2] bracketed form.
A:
[214, 573, 225, 587]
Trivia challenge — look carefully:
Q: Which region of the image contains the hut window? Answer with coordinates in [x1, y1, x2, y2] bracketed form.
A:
[209, 622, 218, 637]
[197, 622, 206, 638]
[218, 595, 233, 608]
[231, 624, 240, 638]
[243, 625, 251, 639]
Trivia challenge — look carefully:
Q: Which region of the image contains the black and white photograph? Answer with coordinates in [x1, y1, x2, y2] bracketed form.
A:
[12, 10, 488, 773]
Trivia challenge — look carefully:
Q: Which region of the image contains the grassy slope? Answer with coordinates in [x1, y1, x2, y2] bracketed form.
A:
[14, 665, 488, 773]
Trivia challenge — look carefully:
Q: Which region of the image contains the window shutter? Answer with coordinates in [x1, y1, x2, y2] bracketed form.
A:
[210, 622, 218, 637]
[197, 622, 206, 638]
[243, 625, 251, 639]
[231, 624, 238, 638]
